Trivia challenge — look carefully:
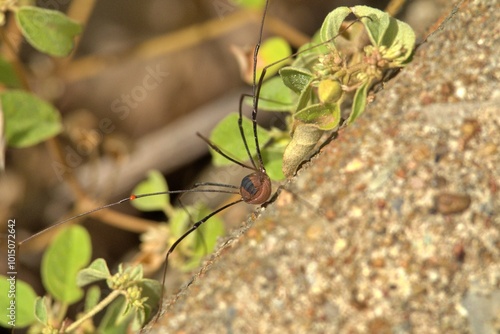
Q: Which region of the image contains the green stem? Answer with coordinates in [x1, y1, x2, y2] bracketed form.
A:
[56, 302, 68, 327]
[0, 27, 31, 90]
[64, 290, 122, 333]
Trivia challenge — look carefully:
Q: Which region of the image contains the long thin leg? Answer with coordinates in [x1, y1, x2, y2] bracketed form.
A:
[238, 94, 288, 170]
[132, 188, 240, 201]
[192, 182, 239, 190]
[249, 0, 271, 171]
[176, 198, 208, 261]
[19, 188, 240, 248]
[155, 198, 244, 319]
[249, 19, 364, 171]
[196, 132, 255, 171]
[237, 92, 290, 171]
[252, 62, 268, 170]
[238, 93, 258, 170]
[18, 197, 132, 247]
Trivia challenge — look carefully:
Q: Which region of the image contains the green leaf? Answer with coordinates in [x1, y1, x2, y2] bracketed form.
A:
[34, 297, 49, 325]
[111, 293, 144, 332]
[257, 37, 292, 82]
[0, 56, 22, 88]
[77, 258, 111, 287]
[0, 276, 37, 328]
[84, 285, 101, 312]
[15, 6, 82, 57]
[261, 141, 286, 181]
[380, 17, 399, 50]
[296, 79, 314, 112]
[347, 80, 369, 124]
[279, 67, 313, 94]
[209, 113, 271, 167]
[294, 103, 341, 131]
[131, 170, 169, 212]
[1, 90, 62, 148]
[138, 279, 161, 322]
[351, 6, 390, 47]
[168, 203, 225, 272]
[98, 296, 135, 334]
[126, 264, 144, 281]
[294, 31, 328, 68]
[232, 0, 266, 9]
[256, 76, 294, 111]
[349, 6, 415, 65]
[169, 209, 190, 247]
[388, 20, 416, 64]
[320, 7, 352, 45]
[185, 205, 225, 271]
[41, 225, 92, 304]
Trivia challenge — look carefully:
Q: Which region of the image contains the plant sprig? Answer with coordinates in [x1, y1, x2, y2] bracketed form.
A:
[213, 5, 416, 178]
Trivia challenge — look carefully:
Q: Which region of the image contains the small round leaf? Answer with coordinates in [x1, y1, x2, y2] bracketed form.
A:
[295, 103, 341, 131]
[131, 170, 169, 212]
[256, 76, 294, 111]
[0, 276, 37, 328]
[77, 258, 112, 287]
[351, 6, 391, 47]
[1, 90, 62, 148]
[257, 37, 292, 83]
[279, 67, 313, 94]
[209, 113, 271, 167]
[41, 225, 92, 304]
[15, 6, 82, 57]
[347, 80, 369, 124]
[320, 7, 352, 44]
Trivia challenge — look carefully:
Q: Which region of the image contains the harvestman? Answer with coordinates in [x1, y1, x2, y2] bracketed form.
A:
[15, 0, 276, 325]
[14, 0, 360, 328]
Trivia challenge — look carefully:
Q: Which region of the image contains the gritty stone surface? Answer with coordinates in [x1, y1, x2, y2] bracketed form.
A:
[146, 0, 499, 333]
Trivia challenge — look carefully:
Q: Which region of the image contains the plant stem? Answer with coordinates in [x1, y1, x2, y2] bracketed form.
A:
[0, 27, 30, 90]
[64, 290, 122, 333]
